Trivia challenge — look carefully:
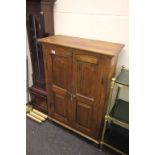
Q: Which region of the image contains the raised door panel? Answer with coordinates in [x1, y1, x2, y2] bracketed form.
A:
[52, 56, 70, 89]
[73, 53, 103, 138]
[49, 46, 72, 124]
[52, 91, 70, 123]
[76, 101, 92, 130]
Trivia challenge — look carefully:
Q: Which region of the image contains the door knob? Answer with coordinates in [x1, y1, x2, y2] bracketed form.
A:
[71, 94, 76, 101]
[66, 91, 76, 101]
[72, 94, 76, 98]
[67, 91, 72, 101]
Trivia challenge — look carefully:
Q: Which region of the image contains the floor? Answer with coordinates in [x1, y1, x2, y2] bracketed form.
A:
[26, 118, 118, 155]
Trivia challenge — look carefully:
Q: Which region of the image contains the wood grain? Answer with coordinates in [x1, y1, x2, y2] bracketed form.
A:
[40, 36, 124, 141]
[38, 35, 124, 56]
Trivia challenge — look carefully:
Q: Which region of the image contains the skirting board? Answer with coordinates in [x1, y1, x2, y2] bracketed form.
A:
[48, 116, 100, 144]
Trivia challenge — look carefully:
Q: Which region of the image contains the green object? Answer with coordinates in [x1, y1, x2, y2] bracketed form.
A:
[116, 69, 129, 86]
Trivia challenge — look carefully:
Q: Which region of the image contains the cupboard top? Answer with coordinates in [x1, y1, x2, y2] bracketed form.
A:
[38, 35, 124, 56]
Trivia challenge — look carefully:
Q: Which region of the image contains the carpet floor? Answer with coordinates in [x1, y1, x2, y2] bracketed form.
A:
[26, 118, 118, 155]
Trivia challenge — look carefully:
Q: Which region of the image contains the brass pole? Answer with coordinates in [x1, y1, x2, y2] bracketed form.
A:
[26, 113, 42, 123]
[29, 111, 46, 121]
[32, 109, 48, 119]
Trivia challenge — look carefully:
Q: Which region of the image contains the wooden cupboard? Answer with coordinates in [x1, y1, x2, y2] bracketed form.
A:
[38, 35, 124, 143]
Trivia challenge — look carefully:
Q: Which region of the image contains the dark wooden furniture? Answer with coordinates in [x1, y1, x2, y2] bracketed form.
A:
[38, 35, 124, 143]
[26, 0, 56, 113]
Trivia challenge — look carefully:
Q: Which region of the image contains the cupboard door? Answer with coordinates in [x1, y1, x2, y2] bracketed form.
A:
[49, 46, 72, 124]
[72, 54, 103, 138]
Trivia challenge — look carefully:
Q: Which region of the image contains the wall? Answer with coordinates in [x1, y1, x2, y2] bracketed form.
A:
[27, 0, 128, 101]
[26, 33, 33, 102]
[54, 0, 129, 73]
[27, 0, 128, 81]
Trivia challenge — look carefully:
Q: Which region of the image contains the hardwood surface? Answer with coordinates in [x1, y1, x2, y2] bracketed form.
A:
[72, 52, 104, 138]
[39, 35, 124, 141]
[38, 35, 124, 56]
[50, 46, 72, 125]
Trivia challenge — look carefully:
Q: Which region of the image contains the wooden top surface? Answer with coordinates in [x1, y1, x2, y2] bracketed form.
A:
[38, 35, 124, 56]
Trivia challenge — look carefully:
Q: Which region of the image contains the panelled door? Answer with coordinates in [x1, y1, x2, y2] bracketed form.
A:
[72, 53, 103, 138]
[49, 46, 73, 125]
[48, 46, 103, 138]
